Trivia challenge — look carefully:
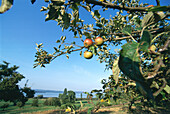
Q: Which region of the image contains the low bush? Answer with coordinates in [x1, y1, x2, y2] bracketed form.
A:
[17, 102, 24, 108]
[37, 95, 43, 99]
[43, 97, 61, 107]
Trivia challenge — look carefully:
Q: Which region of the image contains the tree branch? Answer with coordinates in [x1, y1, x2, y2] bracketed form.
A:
[153, 78, 167, 96]
[51, 46, 84, 61]
[85, 0, 147, 12]
[146, 59, 164, 79]
[158, 38, 170, 52]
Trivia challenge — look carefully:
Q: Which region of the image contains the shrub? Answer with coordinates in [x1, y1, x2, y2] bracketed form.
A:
[0, 103, 9, 111]
[17, 101, 24, 108]
[43, 99, 48, 106]
[31, 98, 38, 107]
[43, 97, 61, 106]
[59, 88, 76, 105]
[68, 91, 76, 103]
[37, 95, 43, 99]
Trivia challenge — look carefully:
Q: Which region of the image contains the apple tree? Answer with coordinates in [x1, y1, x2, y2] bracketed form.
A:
[1, 0, 169, 106]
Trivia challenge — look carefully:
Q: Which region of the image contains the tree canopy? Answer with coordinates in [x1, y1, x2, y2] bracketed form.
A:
[0, 61, 35, 105]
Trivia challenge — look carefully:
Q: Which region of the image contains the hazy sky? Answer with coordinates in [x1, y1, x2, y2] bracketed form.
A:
[0, 0, 169, 92]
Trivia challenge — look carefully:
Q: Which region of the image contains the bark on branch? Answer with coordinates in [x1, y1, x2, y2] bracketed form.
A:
[85, 0, 147, 12]
[153, 78, 167, 96]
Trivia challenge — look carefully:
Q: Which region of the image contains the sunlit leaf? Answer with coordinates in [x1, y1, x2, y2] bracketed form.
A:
[150, 81, 159, 89]
[112, 57, 120, 85]
[128, 82, 136, 86]
[51, 0, 65, 6]
[122, 25, 132, 35]
[66, 55, 69, 59]
[164, 85, 170, 94]
[45, 5, 60, 21]
[0, 0, 13, 14]
[89, 46, 97, 55]
[142, 11, 166, 27]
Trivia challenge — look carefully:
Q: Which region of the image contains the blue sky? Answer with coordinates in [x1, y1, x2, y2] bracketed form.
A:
[0, 0, 169, 92]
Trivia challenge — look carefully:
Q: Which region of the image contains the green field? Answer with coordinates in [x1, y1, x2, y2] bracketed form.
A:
[0, 98, 100, 114]
[0, 98, 59, 114]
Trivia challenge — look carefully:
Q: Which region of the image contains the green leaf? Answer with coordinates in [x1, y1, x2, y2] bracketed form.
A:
[0, 0, 13, 14]
[122, 25, 132, 35]
[139, 30, 152, 52]
[73, 10, 79, 20]
[81, 5, 91, 12]
[147, 6, 169, 12]
[94, 10, 101, 19]
[118, 42, 143, 82]
[45, 5, 60, 21]
[71, 3, 79, 11]
[112, 57, 120, 85]
[83, 31, 91, 37]
[62, 13, 70, 29]
[142, 12, 166, 27]
[89, 46, 97, 55]
[56, 40, 60, 43]
[142, 12, 154, 27]
[164, 85, 170, 94]
[128, 82, 136, 86]
[118, 42, 154, 99]
[96, 22, 103, 28]
[150, 81, 159, 89]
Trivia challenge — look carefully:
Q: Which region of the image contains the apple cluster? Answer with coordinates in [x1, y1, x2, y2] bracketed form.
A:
[83, 37, 104, 59]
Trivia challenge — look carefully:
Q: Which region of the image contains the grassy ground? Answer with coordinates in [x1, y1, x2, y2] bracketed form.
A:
[1, 98, 169, 114]
[0, 98, 60, 114]
[0, 98, 101, 114]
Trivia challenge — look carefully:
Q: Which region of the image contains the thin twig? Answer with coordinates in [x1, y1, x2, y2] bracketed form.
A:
[146, 59, 164, 79]
[51, 46, 84, 61]
[158, 38, 170, 52]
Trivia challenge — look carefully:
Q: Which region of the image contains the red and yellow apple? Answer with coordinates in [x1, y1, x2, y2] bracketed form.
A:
[84, 51, 93, 59]
[84, 39, 93, 48]
[95, 37, 104, 46]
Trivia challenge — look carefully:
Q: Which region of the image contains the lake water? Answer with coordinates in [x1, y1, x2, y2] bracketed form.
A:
[34, 91, 93, 98]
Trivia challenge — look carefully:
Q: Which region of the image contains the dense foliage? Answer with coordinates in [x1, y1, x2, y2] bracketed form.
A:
[59, 88, 76, 104]
[0, 61, 35, 105]
[43, 97, 61, 106]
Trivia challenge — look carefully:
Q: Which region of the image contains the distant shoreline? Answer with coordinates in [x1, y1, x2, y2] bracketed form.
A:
[33, 89, 95, 98]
